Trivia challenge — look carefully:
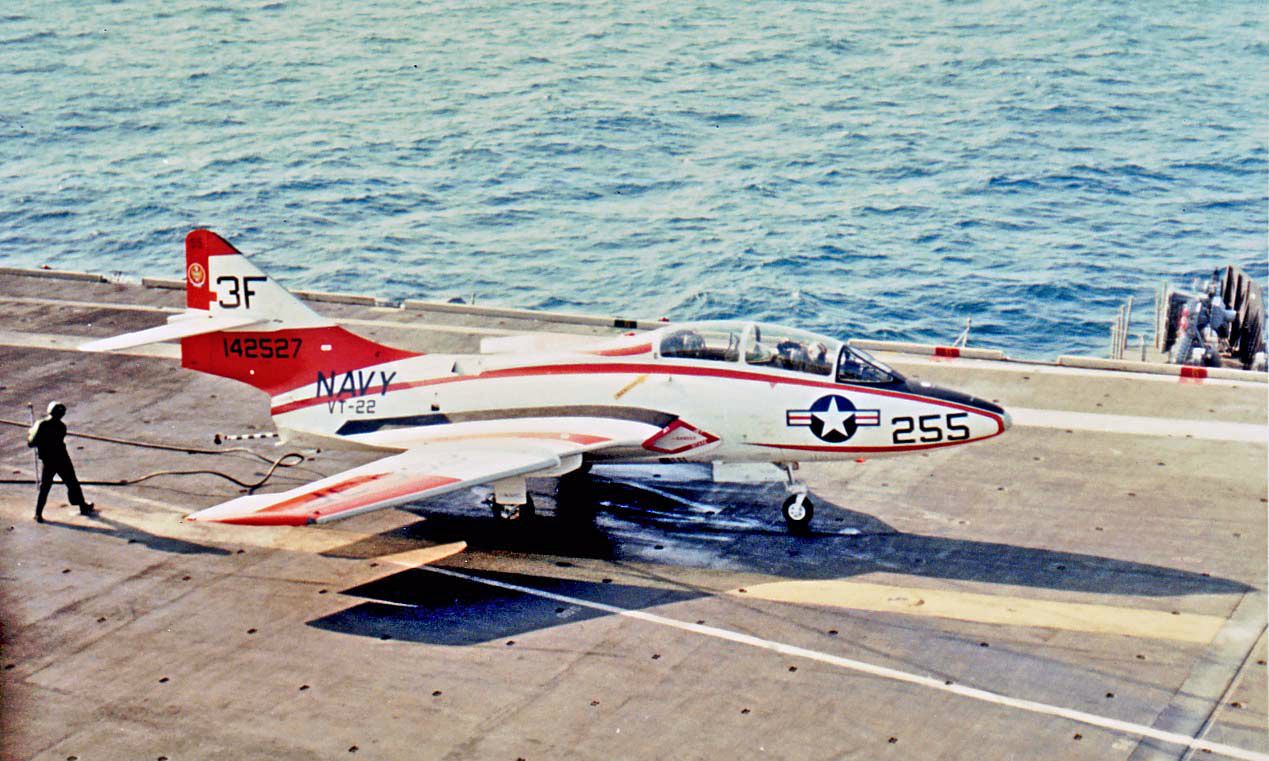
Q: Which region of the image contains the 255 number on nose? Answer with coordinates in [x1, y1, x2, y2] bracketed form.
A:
[892, 412, 970, 444]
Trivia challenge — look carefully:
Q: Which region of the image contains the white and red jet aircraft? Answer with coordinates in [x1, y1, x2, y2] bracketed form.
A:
[82, 230, 1010, 532]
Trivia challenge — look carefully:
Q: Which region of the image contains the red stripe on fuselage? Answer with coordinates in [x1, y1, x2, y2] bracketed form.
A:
[271, 362, 994, 418]
[271, 363, 999, 416]
[753, 429, 1005, 454]
[589, 343, 653, 357]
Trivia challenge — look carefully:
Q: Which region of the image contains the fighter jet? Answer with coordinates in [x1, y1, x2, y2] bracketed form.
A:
[81, 230, 1010, 532]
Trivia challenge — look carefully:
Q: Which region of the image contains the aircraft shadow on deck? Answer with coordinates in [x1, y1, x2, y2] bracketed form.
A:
[49, 514, 232, 556]
[309, 468, 1249, 646]
[309, 568, 701, 647]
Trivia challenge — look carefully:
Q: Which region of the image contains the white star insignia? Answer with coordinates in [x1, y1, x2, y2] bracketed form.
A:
[812, 397, 855, 437]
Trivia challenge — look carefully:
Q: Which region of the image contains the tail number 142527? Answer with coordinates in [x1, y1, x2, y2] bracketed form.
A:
[222, 336, 303, 359]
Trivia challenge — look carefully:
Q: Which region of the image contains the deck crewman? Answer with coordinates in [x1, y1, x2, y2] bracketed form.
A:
[28, 401, 95, 523]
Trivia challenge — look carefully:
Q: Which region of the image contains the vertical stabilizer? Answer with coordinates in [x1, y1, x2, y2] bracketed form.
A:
[178, 230, 420, 396]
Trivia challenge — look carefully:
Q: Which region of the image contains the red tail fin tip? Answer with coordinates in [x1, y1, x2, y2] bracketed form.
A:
[186, 229, 241, 310]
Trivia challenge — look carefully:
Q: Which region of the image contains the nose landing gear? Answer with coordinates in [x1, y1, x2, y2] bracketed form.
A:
[781, 463, 814, 533]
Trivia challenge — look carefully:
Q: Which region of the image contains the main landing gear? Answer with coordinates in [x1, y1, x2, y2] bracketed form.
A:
[486, 459, 589, 523]
[489, 494, 535, 521]
[486, 476, 536, 521]
[780, 463, 814, 534]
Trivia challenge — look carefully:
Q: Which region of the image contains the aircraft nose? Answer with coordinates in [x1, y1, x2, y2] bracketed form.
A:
[905, 380, 1009, 426]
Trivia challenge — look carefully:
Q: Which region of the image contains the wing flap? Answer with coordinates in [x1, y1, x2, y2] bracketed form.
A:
[187, 445, 560, 526]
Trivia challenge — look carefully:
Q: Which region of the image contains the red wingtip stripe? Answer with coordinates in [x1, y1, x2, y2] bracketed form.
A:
[189, 473, 465, 526]
[934, 346, 960, 358]
[259, 472, 390, 515]
[1179, 366, 1207, 380]
[197, 513, 313, 526]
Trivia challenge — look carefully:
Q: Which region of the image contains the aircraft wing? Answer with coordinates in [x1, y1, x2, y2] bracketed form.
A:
[185, 443, 573, 526]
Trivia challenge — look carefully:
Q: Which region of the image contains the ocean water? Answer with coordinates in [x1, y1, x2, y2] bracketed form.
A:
[1, 1, 1264, 358]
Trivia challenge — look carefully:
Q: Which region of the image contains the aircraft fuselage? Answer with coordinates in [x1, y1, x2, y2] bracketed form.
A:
[268, 321, 1009, 465]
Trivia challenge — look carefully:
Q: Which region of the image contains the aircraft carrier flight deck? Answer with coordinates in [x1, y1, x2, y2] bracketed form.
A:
[1, 269, 1264, 761]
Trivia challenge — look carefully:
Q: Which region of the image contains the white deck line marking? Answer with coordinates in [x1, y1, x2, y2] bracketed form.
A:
[0, 295, 179, 314]
[338, 316, 575, 338]
[878, 352, 1262, 388]
[0, 330, 181, 359]
[1010, 407, 1266, 443]
[0, 295, 589, 339]
[420, 564, 1269, 761]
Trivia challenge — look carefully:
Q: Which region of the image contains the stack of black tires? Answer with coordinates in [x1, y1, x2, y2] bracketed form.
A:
[1162, 265, 1265, 370]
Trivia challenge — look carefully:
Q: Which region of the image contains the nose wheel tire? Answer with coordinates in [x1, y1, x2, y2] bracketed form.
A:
[781, 493, 814, 533]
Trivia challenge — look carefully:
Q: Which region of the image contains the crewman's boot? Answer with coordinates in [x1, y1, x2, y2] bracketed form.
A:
[78, 502, 95, 516]
[34, 511, 44, 523]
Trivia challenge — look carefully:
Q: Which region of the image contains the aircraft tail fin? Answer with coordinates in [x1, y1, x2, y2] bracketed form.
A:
[82, 230, 420, 396]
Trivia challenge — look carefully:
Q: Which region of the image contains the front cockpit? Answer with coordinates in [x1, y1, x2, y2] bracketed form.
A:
[835, 343, 900, 385]
[654, 321, 905, 386]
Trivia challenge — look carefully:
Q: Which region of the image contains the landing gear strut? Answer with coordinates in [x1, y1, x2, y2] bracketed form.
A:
[780, 463, 814, 533]
[487, 476, 535, 521]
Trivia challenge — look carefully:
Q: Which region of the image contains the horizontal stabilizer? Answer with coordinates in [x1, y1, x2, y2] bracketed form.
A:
[79, 312, 263, 352]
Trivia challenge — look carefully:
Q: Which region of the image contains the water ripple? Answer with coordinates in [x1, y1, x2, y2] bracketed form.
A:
[0, 1, 1264, 359]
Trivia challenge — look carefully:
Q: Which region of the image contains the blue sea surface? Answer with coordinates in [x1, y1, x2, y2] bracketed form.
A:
[1, 1, 1265, 358]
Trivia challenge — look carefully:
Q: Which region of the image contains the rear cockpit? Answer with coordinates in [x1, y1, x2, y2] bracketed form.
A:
[743, 324, 837, 376]
[658, 322, 743, 362]
[654, 321, 903, 385]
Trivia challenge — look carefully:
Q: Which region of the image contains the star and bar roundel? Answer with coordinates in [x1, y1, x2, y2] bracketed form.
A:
[786, 394, 880, 443]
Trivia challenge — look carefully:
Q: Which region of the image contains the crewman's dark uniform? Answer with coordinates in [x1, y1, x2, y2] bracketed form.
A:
[27, 403, 94, 522]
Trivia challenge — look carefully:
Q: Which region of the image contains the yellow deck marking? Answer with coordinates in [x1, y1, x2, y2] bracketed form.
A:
[421, 565, 1269, 761]
[8, 489, 1263, 760]
[377, 543, 468, 567]
[613, 373, 649, 400]
[734, 580, 1227, 644]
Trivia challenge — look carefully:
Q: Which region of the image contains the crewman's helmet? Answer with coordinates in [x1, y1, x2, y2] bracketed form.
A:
[47, 401, 66, 418]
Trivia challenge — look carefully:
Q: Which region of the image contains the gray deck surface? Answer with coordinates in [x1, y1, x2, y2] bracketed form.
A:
[1, 272, 1264, 761]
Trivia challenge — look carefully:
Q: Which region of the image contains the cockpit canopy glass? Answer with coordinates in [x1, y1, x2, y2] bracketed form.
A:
[743, 324, 838, 376]
[659, 324, 742, 362]
[657, 322, 899, 385]
[837, 345, 897, 384]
